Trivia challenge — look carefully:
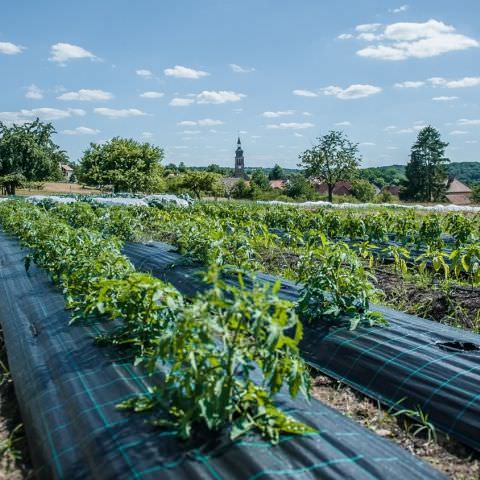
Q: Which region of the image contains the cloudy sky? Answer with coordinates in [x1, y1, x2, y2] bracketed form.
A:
[1, 0, 479, 168]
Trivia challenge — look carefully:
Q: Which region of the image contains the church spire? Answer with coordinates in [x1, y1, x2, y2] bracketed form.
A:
[234, 136, 245, 178]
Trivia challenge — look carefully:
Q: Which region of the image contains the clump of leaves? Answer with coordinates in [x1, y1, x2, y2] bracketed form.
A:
[120, 267, 315, 443]
[297, 234, 385, 330]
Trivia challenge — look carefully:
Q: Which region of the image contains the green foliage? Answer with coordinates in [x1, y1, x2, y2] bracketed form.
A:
[250, 169, 271, 190]
[285, 174, 316, 199]
[0, 201, 314, 444]
[121, 269, 313, 442]
[0, 119, 65, 193]
[176, 171, 223, 199]
[351, 179, 376, 202]
[269, 164, 285, 180]
[0, 173, 26, 195]
[231, 179, 255, 199]
[78, 137, 164, 193]
[472, 184, 480, 204]
[299, 130, 361, 202]
[297, 236, 385, 330]
[402, 126, 449, 202]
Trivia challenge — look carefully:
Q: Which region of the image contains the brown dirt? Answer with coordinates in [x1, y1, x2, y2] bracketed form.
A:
[0, 330, 33, 479]
[312, 375, 480, 479]
[15, 182, 100, 196]
[372, 268, 480, 332]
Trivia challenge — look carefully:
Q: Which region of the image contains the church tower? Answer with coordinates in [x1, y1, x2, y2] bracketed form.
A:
[234, 137, 245, 177]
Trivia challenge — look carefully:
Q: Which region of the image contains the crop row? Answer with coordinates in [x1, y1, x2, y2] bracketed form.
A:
[0, 201, 317, 443]
[43, 200, 480, 286]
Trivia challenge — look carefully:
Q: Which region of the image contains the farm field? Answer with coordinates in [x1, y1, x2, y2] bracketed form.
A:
[0, 196, 479, 478]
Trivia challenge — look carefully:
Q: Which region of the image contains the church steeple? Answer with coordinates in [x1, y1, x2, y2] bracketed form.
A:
[234, 136, 245, 178]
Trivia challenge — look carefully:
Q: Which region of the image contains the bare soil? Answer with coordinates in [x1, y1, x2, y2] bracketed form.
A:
[372, 268, 480, 332]
[15, 182, 100, 196]
[313, 375, 480, 479]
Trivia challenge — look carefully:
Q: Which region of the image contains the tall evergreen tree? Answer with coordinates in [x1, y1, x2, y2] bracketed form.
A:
[402, 126, 449, 202]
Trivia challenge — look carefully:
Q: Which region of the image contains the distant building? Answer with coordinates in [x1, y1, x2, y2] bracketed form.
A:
[269, 179, 286, 190]
[313, 180, 353, 196]
[382, 185, 401, 197]
[234, 137, 246, 178]
[60, 164, 74, 181]
[445, 177, 472, 205]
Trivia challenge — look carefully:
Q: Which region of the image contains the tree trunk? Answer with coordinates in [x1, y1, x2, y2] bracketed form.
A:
[328, 184, 334, 203]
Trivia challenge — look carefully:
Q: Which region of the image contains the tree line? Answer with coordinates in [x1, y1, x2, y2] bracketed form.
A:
[1, 118, 478, 203]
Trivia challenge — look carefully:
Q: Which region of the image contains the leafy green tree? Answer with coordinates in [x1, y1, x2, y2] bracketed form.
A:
[0, 119, 66, 194]
[286, 174, 315, 199]
[471, 184, 480, 204]
[299, 131, 361, 202]
[78, 137, 163, 193]
[0, 173, 26, 195]
[177, 171, 222, 199]
[205, 163, 229, 175]
[231, 179, 255, 199]
[250, 169, 271, 190]
[269, 164, 285, 180]
[402, 126, 449, 202]
[351, 179, 376, 202]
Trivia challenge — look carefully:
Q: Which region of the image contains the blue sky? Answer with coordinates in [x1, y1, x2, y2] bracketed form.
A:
[1, 0, 479, 168]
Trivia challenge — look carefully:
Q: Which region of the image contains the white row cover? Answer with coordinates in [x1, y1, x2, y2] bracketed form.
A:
[21, 194, 191, 208]
[258, 199, 480, 213]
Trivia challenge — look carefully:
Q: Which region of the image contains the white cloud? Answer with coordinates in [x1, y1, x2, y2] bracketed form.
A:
[25, 84, 43, 100]
[465, 140, 478, 144]
[57, 89, 113, 101]
[396, 128, 414, 134]
[387, 146, 399, 150]
[428, 76, 480, 88]
[169, 98, 195, 107]
[391, 5, 409, 13]
[338, 33, 354, 40]
[394, 80, 425, 88]
[356, 23, 382, 33]
[294, 132, 304, 137]
[458, 118, 480, 126]
[0, 107, 85, 124]
[181, 130, 201, 135]
[142, 132, 153, 139]
[262, 110, 295, 118]
[322, 84, 382, 99]
[267, 122, 314, 130]
[136, 69, 153, 78]
[360, 142, 376, 146]
[358, 32, 384, 41]
[229, 63, 255, 73]
[177, 118, 223, 126]
[164, 65, 209, 79]
[293, 89, 318, 97]
[450, 130, 468, 135]
[196, 90, 245, 104]
[335, 121, 351, 126]
[94, 108, 147, 118]
[140, 91, 164, 98]
[356, 20, 479, 60]
[198, 118, 223, 126]
[432, 96, 458, 101]
[61, 126, 100, 135]
[49, 43, 97, 64]
[384, 125, 397, 131]
[0, 41, 25, 55]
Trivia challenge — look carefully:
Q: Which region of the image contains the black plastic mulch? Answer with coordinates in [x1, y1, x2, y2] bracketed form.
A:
[123, 241, 480, 453]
